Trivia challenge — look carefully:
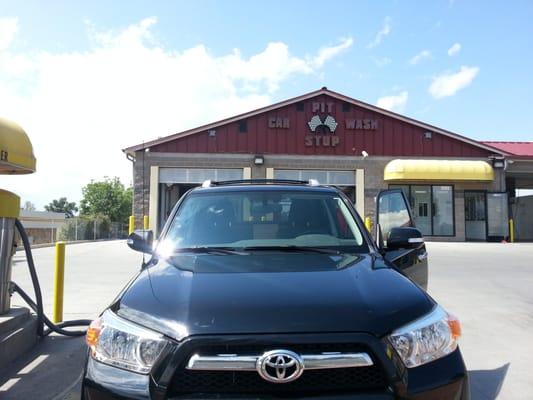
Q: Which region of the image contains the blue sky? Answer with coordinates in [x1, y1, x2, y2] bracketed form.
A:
[1, 0, 532, 207]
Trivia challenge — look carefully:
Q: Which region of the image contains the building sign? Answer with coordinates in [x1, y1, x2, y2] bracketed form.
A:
[305, 114, 339, 147]
[305, 135, 340, 147]
[345, 119, 378, 130]
[265, 100, 379, 148]
[268, 117, 290, 129]
[308, 115, 338, 132]
[312, 101, 335, 113]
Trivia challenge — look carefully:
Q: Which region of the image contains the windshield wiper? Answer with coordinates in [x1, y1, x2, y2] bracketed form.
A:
[172, 247, 240, 255]
[241, 245, 340, 255]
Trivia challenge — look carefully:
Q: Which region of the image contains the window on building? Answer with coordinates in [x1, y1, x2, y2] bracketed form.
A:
[296, 102, 305, 111]
[432, 186, 454, 236]
[342, 102, 351, 112]
[275, 170, 356, 203]
[238, 120, 248, 133]
[389, 184, 454, 237]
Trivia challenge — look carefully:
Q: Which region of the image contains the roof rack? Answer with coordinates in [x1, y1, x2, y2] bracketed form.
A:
[201, 179, 321, 187]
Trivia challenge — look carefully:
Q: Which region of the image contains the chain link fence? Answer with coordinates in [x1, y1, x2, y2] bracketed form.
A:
[58, 217, 128, 241]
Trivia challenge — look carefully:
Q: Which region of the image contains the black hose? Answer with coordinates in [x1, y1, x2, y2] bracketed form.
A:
[13, 219, 91, 337]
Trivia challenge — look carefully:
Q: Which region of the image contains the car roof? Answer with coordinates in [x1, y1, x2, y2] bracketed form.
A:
[190, 180, 340, 194]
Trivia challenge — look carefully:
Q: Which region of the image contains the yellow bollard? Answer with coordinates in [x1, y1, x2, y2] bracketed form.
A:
[143, 215, 149, 230]
[53, 242, 66, 323]
[364, 216, 372, 232]
[509, 219, 515, 243]
[128, 215, 135, 235]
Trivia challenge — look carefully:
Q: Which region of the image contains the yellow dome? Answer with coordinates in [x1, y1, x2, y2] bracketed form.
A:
[0, 118, 36, 174]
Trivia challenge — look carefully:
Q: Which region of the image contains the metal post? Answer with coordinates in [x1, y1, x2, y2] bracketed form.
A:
[53, 241, 66, 323]
[0, 217, 16, 314]
[509, 219, 515, 243]
[364, 216, 372, 232]
[93, 219, 96, 241]
[75, 218, 78, 241]
[129, 215, 135, 235]
[143, 215, 149, 230]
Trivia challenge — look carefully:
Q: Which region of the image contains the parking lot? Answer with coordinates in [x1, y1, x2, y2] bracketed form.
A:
[0, 241, 532, 399]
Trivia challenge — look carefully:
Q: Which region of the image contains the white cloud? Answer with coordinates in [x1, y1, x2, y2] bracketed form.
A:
[409, 50, 431, 65]
[368, 17, 391, 48]
[376, 91, 408, 112]
[428, 65, 479, 99]
[0, 17, 352, 209]
[311, 37, 354, 68]
[374, 57, 391, 67]
[447, 42, 461, 56]
[0, 17, 18, 50]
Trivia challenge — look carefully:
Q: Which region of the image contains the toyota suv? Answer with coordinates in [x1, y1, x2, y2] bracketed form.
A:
[82, 179, 469, 399]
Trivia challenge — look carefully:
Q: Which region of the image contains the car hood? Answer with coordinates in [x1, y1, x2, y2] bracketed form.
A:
[115, 253, 433, 339]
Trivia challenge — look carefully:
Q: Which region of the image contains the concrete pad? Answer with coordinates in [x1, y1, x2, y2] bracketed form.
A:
[1, 240, 532, 399]
[426, 242, 533, 400]
[0, 334, 85, 400]
[0, 307, 37, 370]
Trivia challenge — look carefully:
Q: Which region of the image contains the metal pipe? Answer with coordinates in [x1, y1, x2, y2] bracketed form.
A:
[53, 242, 66, 323]
[143, 215, 149, 230]
[129, 215, 135, 235]
[0, 217, 16, 314]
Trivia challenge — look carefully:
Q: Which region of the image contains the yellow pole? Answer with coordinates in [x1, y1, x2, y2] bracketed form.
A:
[509, 219, 514, 243]
[128, 215, 135, 235]
[143, 215, 149, 230]
[364, 216, 372, 232]
[53, 241, 66, 323]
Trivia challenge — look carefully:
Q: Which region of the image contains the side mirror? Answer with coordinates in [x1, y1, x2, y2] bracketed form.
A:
[387, 227, 424, 250]
[127, 230, 153, 254]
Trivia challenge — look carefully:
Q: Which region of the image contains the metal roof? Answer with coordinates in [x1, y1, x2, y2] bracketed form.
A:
[482, 141, 533, 157]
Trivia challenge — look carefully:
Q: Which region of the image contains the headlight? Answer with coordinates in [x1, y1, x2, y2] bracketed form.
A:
[86, 310, 168, 374]
[388, 305, 461, 368]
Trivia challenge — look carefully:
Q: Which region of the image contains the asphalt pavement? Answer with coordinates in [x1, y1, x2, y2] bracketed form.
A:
[0, 240, 532, 399]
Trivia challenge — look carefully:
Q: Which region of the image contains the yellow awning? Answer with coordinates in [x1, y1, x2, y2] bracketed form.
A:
[0, 118, 36, 174]
[384, 159, 494, 181]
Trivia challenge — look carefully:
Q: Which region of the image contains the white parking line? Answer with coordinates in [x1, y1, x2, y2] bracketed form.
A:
[18, 354, 49, 374]
[0, 378, 20, 392]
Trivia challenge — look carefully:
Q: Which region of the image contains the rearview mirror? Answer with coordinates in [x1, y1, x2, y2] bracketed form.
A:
[387, 227, 424, 250]
[127, 230, 153, 254]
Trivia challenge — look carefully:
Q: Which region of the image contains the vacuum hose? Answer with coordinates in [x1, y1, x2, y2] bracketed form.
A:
[12, 219, 91, 337]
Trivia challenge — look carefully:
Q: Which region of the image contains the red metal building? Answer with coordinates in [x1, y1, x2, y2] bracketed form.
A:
[125, 88, 532, 241]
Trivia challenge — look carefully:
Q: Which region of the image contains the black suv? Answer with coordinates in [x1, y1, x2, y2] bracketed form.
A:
[82, 180, 468, 399]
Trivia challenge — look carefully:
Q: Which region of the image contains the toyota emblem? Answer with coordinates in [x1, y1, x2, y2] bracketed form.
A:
[256, 350, 304, 383]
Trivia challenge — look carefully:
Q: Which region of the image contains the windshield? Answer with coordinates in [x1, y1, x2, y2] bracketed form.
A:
[158, 189, 368, 255]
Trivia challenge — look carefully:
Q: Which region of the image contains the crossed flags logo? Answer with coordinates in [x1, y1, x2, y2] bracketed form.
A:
[307, 115, 338, 133]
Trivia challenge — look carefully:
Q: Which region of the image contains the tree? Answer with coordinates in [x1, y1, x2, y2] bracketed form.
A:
[22, 201, 36, 211]
[45, 197, 78, 218]
[80, 177, 132, 223]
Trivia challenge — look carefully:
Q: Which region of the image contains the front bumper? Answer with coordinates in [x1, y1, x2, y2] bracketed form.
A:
[82, 333, 469, 400]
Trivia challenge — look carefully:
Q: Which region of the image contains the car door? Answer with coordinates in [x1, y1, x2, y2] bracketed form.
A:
[375, 189, 428, 290]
